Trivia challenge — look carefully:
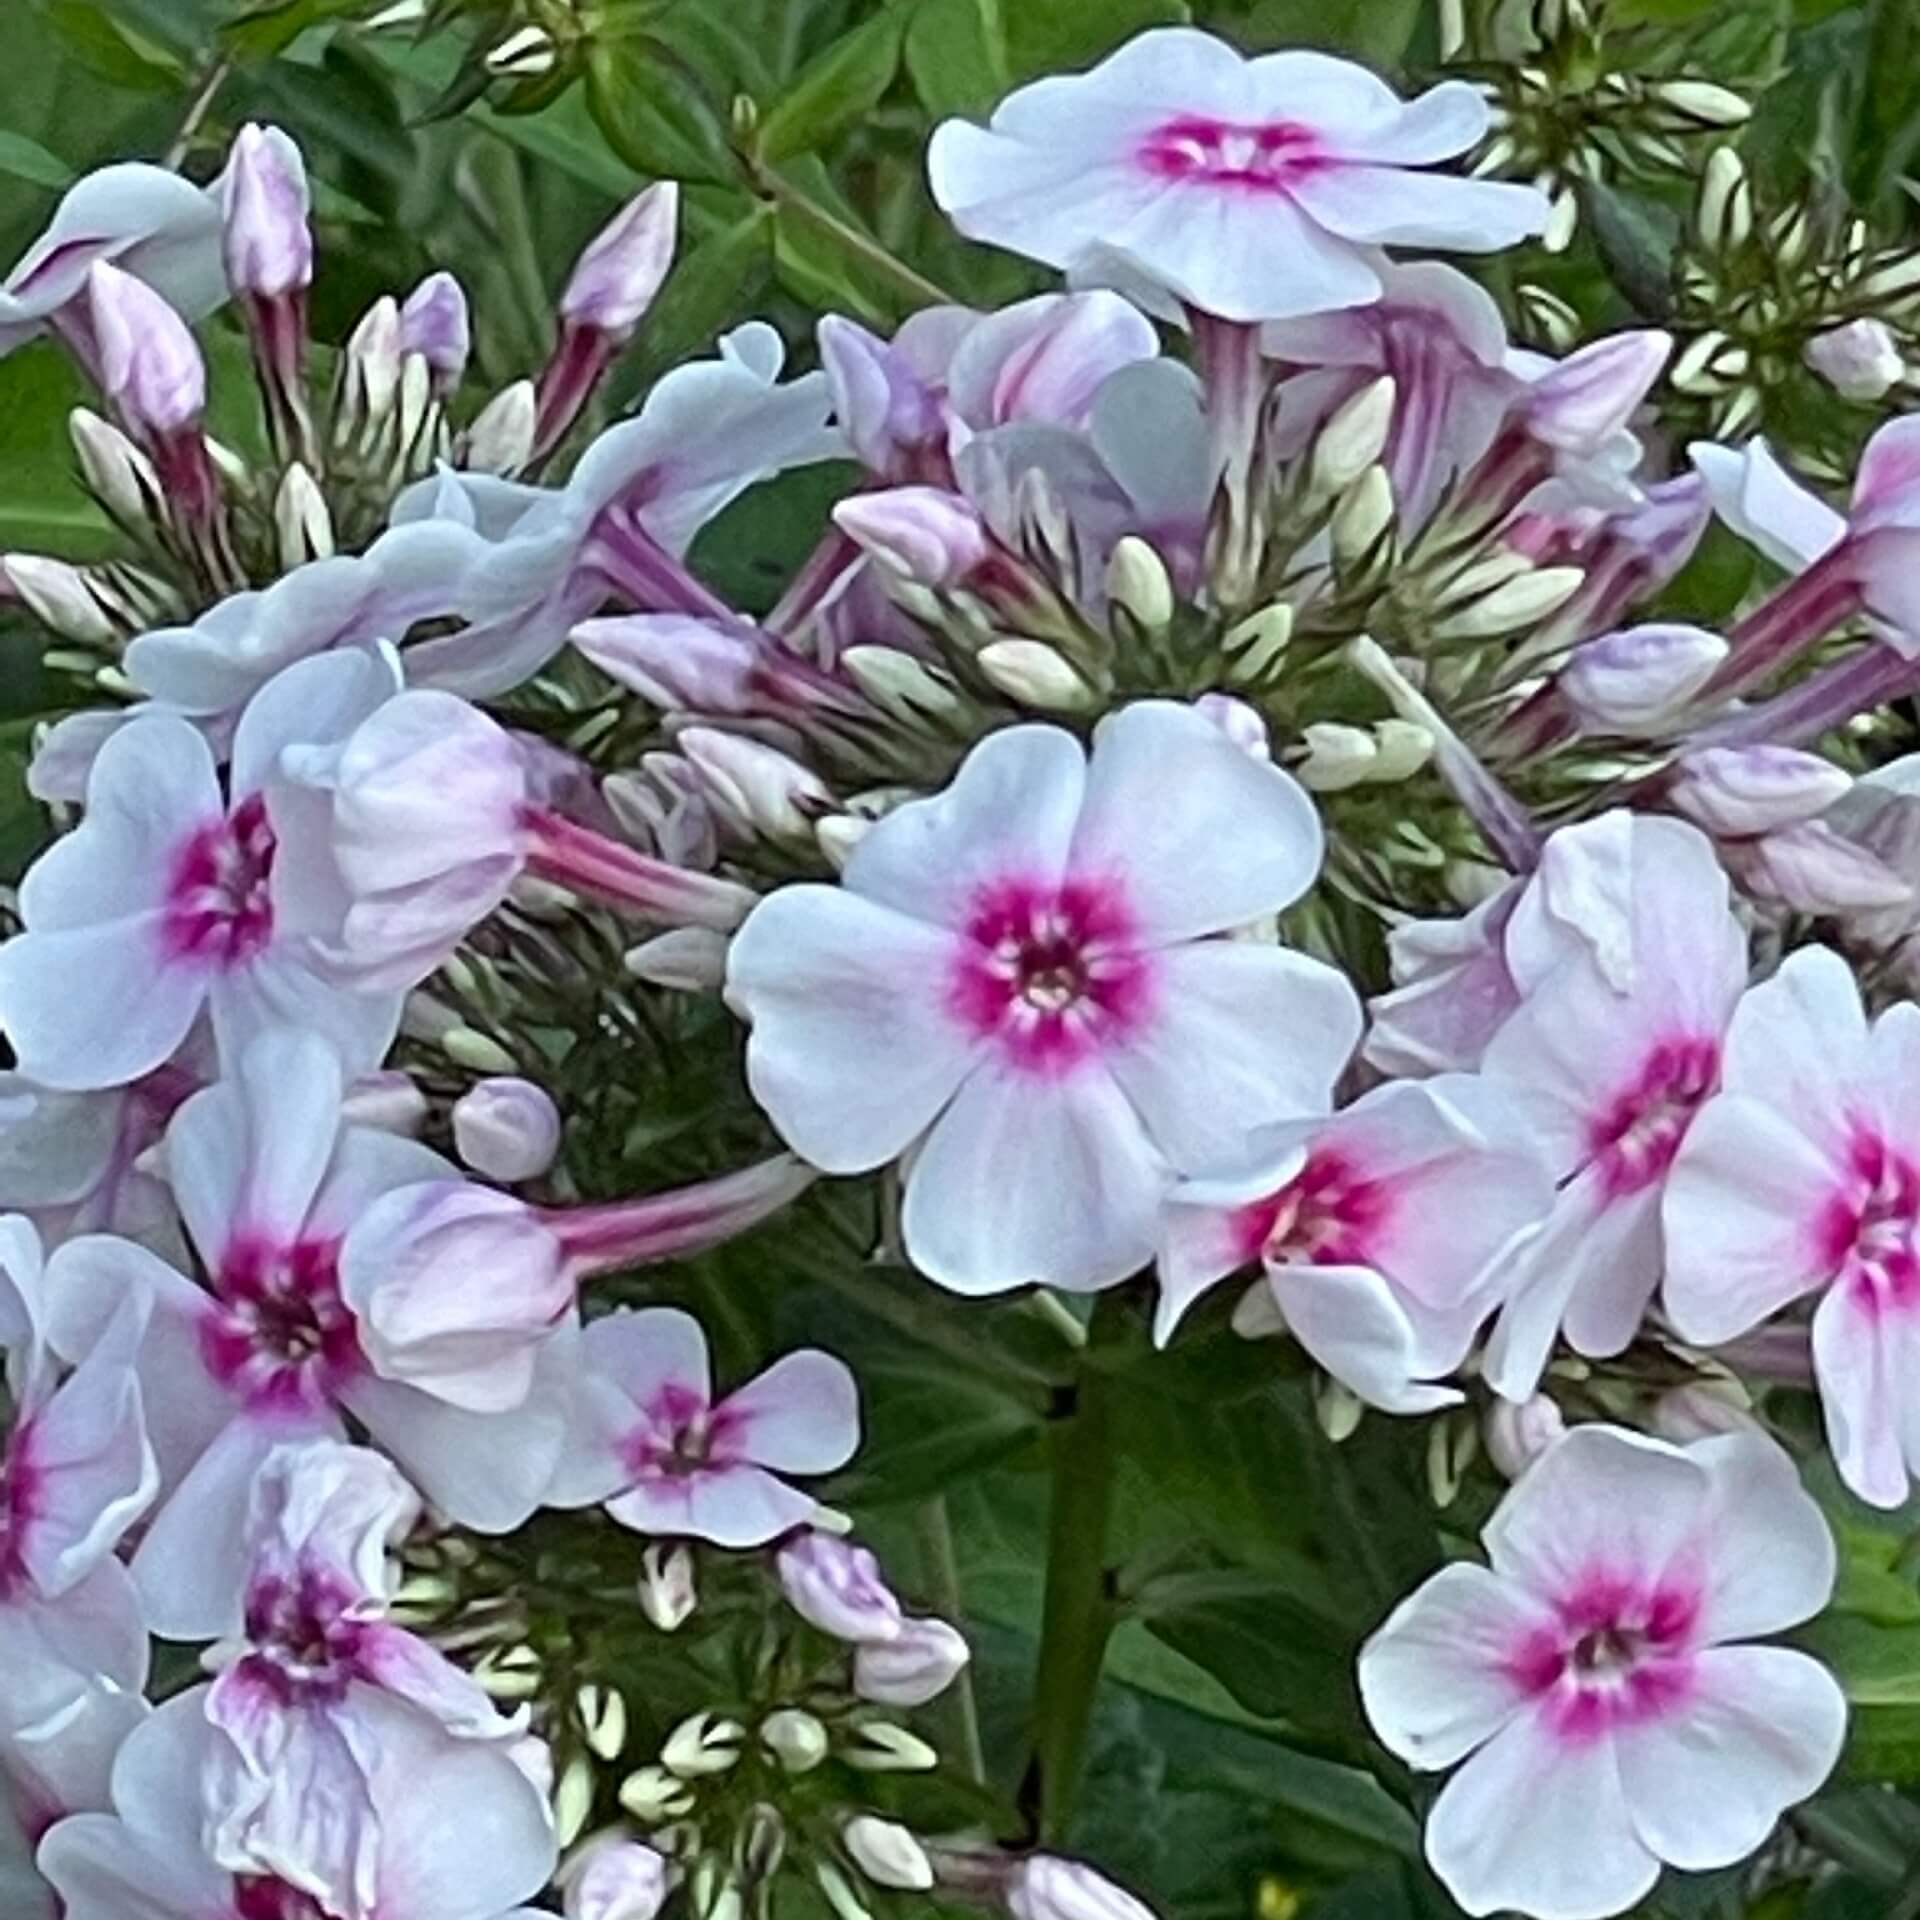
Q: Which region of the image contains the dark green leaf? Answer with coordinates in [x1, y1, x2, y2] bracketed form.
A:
[33, 0, 185, 90]
[1580, 179, 1679, 320]
[1237, 0, 1423, 64]
[0, 131, 73, 192]
[585, 32, 739, 185]
[1004, 0, 1189, 81]
[758, 9, 907, 162]
[905, 0, 1007, 118]
[1800, 1615, 1920, 1705]
[622, 202, 776, 390]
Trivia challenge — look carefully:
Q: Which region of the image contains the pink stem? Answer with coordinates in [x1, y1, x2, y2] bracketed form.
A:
[1701, 545, 1863, 702]
[530, 321, 617, 467]
[586, 507, 738, 623]
[520, 808, 756, 930]
[1686, 642, 1920, 753]
[765, 528, 862, 639]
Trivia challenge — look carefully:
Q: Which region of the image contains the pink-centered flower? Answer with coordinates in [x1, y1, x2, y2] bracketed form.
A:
[0, 651, 405, 1091]
[927, 27, 1548, 324]
[38, 1686, 556, 1920]
[726, 701, 1359, 1294]
[42, 1030, 576, 1638]
[1663, 943, 1920, 1506]
[1155, 1077, 1551, 1409]
[1360, 1426, 1844, 1920]
[550, 1307, 858, 1548]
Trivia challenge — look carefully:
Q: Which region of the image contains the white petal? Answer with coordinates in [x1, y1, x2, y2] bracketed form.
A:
[1811, 1281, 1909, 1508]
[1290, 166, 1547, 251]
[580, 1304, 712, 1413]
[1425, 1708, 1657, 1920]
[721, 1349, 860, 1473]
[612, 1461, 821, 1548]
[1324, 79, 1488, 164]
[1072, 701, 1325, 944]
[1716, 944, 1866, 1161]
[1687, 1431, 1838, 1642]
[1690, 439, 1846, 574]
[1615, 1646, 1844, 1871]
[1359, 1560, 1552, 1769]
[1269, 1262, 1462, 1413]
[901, 1061, 1168, 1294]
[208, 950, 402, 1085]
[725, 887, 981, 1174]
[36, 1812, 219, 1920]
[1102, 943, 1359, 1172]
[227, 647, 400, 800]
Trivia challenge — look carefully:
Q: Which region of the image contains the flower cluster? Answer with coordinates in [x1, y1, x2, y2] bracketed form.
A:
[1, 18, 1918, 1920]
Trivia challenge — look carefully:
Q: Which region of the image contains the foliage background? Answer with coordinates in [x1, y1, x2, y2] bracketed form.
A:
[3, 1, 1920, 1916]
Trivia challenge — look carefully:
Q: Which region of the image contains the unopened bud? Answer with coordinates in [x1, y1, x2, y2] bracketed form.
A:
[1668, 745, 1851, 836]
[662, 1712, 743, 1779]
[1223, 602, 1293, 685]
[565, 1838, 671, 1920]
[452, 1075, 562, 1182]
[841, 645, 966, 721]
[776, 1531, 902, 1642]
[69, 408, 158, 524]
[1425, 1409, 1479, 1508]
[1315, 1378, 1364, 1443]
[6, 556, 115, 644]
[1192, 692, 1270, 758]
[89, 263, 206, 435]
[840, 1720, 938, 1772]
[274, 462, 334, 566]
[975, 639, 1098, 712]
[834, 488, 989, 588]
[1695, 147, 1752, 253]
[1484, 1394, 1565, 1480]
[677, 727, 828, 842]
[1230, 1278, 1286, 1339]
[1527, 331, 1670, 454]
[1806, 318, 1904, 403]
[636, 1540, 697, 1630]
[759, 1708, 829, 1773]
[573, 1683, 629, 1761]
[619, 1765, 696, 1823]
[440, 1026, 520, 1076]
[1105, 534, 1174, 629]
[1558, 621, 1727, 734]
[1433, 566, 1583, 641]
[1008, 1855, 1161, 1920]
[474, 1643, 543, 1700]
[1859, 251, 1920, 305]
[555, 1756, 597, 1848]
[1329, 466, 1394, 571]
[1728, 821, 1913, 915]
[563, 184, 680, 340]
[1368, 718, 1433, 783]
[625, 928, 730, 994]
[221, 123, 312, 299]
[815, 1863, 875, 1920]
[342, 1069, 429, 1135]
[401, 271, 472, 390]
[1290, 722, 1377, 793]
[854, 1616, 970, 1707]
[342, 296, 402, 437]
[1651, 1378, 1760, 1444]
[1310, 375, 1396, 495]
[487, 23, 556, 74]
[466, 379, 538, 476]
[1652, 80, 1750, 128]
[843, 1818, 934, 1892]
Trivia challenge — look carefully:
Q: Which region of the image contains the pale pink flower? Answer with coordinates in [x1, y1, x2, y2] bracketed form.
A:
[1474, 813, 1749, 1400]
[727, 702, 1358, 1294]
[0, 650, 405, 1091]
[550, 1306, 858, 1548]
[927, 27, 1547, 323]
[1663, 943, 1920, 1506]
[38, 1686, 555, 1920]
[1007, 1855, 1160, 1920]
[563, 1837, 671, 1920]
[1360, 1426, 1844, 1920]
[1156, 1077, 1550, 1408]
[854, 1616, 971, 1707]
[776, 1531, 904, 1642]
[453, 1077, 562, 1182]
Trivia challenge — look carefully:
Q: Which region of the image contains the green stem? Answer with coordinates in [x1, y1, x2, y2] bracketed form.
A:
[915, 1495, 987, 1785]
[1030, 1298, 1125, 1843]
[745, 156, 957, 311]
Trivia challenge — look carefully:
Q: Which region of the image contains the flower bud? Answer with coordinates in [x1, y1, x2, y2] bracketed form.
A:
[759, 1708, 829, 1773]
[69, 407, 159, 524]
[575, 1684, 629, 1762]
[1556, 622, 1727, 734]
[853, 1616, 971, 1707]
[840, 1720, 938, 1772]
[677, 727, 829, 842]
[1651, 80, 1750, 128]
[453, 1075, 563, 1182]
[1805, 318, 1903, 403]
[625, 928, 730, 993]
[815, 1863, 875, 1920]
[89, 262, 206, 435]
[1694, 147, 1751, 253]
[474, 1643, 543, 1700]
[1369, 718, 1434, 784]
[1223, 602, 1293, 686]
[1727, 822, 1914, 915]
[5, 556, 115, 644]
[1329, 466, 1394, 571]
[975, 639, 1098, 712]
[401, 271, 472, 391]
[1668, 746, 1851, 837]
[555, 1755, 597, 1848]
[1650, 1379, 1761, 1445]
[834, 488, 989, 588]
[1315, 1378, 1364, 1442]
[815, 815, 870, 868]
[1309, 374, 1396, 496]
[566, 1839, 672, 1920]
[1290, 722, 1376, 793]
[1229, 1278, 1286, 1339]
[1192, 693, 1270, 759]
[662, 1712, 743, 1779]
[1526, 331, 1670, 454]
[841, 645, 966, 720]
[1483, 1395, 1565, 1480]
[341, 1069, 429, 1136]
[487, 23, 556, 74]
[340, 295, 403, 439]
[1104, 534, 1174, 629]
[1007, 1855, 1160, 1920]
[466, 379, 538, 476]
[636, 1540, 697, 1630]
[619, 1764, 694, 1822]
[220, 123, 312, 300]
[273, 462, 334, 567]
[844, 1818, 934, 1892]
[776, 1531, 903, 1643]
[562, 184, 680, 340]
[441, 1026, 520, 1076]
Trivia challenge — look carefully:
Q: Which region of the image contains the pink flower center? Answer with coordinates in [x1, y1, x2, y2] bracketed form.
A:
[625, 1382, 741, 1482]
[1507, 1568, 1700, 1743]
[1587, 1036, 1719, 1198]
[0, 1426, 42, 1599]
[235, 1876, 331, 1920]
[239, 1565, 366, 1704]
[199, 1233, 363, 1413]
[1818, 1132, 1920, 1313]
[163, 793, 277, 966]
[948, 876, 1152, 1075]
[1137, 115, 1328, 192]
[1232, 1149, 1388, 1267]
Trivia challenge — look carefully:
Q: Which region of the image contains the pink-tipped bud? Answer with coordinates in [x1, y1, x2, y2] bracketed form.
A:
[401, 271, 472, 390]
[1667, 745, 1852, 837]
[833, 486, 990, 588]
[561, 183, 679, 340]
[1806, 319, 1903, 403]
[1483, 1394, 1565, 1480]
[1650, 1380, 1760, 1445]
[453, 1076, 563, 1182]
[1527, 329, 1672, 453]
[818, 312, 949, 478]
[1727, 820, 1914, 915]
[88, 262, 205, 436]
[564, 1839, 672, 1920]
[677, 728, 830, 843]
[220, 124, 312, 300]
[777, 1532, 904, 1644]
[1557, 622, 1728, 735]
[1006, 1857, 1160, 1920]
[853, 1616, 971, 1707]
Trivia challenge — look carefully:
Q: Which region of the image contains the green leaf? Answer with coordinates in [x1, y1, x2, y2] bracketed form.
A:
[1800, 1615, 1920, 1705]
[0, 131, 73, 192]
[32, 0, 185, 90]
[221, 0, 365, 60]
[757, 8, 907, 162]
[1239, 0, 1423, 63]
[905, 0, 1007, 118]
[1004, 0, 1189, 82]
[0, 344, 113, 559]
[621, 202, 776, 391]
[585, 32, 739, 186]
[1580, 179, 1679, 320]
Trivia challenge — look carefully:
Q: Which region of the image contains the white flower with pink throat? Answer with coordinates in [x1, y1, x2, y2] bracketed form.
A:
[1360, 1425, 1845, 1919]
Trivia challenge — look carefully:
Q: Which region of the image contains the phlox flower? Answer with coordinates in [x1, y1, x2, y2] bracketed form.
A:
[726, 701, 1361, 1294]
[550, 1306, 858, 1547]
[1155, 1077, 1551, 1410]
[1664, 943, 1920, 1506]
[44, 1030, 577, 1638]
[927, 27, 1547, 323]
[1360, 1426, 1844, 1920]
[0, 650, 406, 1091]
[38, 1686, 555, 1920]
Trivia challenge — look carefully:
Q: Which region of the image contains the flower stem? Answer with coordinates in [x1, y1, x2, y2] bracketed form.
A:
[1030, 1295, 1125, 1843]
[744, 157, 955, 313]
[915, 1494, 987, 1785]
